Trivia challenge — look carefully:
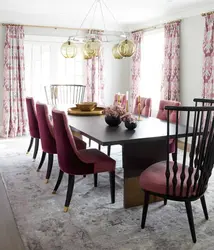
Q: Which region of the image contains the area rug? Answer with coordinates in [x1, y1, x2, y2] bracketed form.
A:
[1, 136, 214, 250]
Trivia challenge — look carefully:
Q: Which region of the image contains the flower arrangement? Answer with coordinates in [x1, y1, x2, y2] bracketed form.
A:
[121, 112, 137, 130]
[121, 113, 137, 123]
[103, 105, 126, 117]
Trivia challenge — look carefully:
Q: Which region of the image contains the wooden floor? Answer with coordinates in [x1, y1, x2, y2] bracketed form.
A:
[0, 176, 25, 250]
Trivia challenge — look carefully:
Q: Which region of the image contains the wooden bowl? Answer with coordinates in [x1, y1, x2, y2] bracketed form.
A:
[76, 102, 97, 111]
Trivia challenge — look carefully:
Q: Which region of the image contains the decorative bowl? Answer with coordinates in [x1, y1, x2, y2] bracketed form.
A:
[105, 115, 121, 127]
[125, 121, 137, 130]
[76, 102, 97, 111]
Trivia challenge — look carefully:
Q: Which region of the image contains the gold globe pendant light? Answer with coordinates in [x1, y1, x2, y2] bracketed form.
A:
[83, 49, 94, 60]
[83, 38, 101, 58]
[112, 44, 123, 59]
[118, 39, 136, 57]
[61, 40, 77, 58]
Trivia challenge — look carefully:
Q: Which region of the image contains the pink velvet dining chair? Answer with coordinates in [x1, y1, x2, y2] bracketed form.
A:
[113, 93, 127, 109]
[133, 97, 152, 117]
[26, 97, 40, 161]
[52, 109, 116, 212]
[156, 100, 181, 166]
[36, 103, 86, 183]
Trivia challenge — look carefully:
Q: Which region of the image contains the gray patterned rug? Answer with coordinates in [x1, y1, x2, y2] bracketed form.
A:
[0, 136, 214, 250]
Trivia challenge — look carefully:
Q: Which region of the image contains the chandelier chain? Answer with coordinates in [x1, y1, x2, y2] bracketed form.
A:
[75, 0, 97, 37]
[99, 0, 109, 42]
[101, 0, 126, 37]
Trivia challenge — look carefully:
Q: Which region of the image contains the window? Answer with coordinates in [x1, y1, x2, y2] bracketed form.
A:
[24, 35, 85, 102]
[140, 28, 164, 116]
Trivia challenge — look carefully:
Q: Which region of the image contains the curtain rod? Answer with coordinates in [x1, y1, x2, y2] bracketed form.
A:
[201, 10, 214, 16]
[132, 19, 181, 33]
[1, 23, 103, 32]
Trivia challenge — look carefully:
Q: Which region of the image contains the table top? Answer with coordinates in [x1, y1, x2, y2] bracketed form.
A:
[66, 114, 192, 146]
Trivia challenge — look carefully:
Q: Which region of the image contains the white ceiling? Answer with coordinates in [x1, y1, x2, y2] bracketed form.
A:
[0, 0, 214, 31]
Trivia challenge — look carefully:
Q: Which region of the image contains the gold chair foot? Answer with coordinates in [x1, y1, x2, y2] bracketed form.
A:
[26, 152, 29, 155]
[36, 169, 40, 172]
[45, 179, 49, 184]
[52, 191, 56, 194]
[64, 206, 69, 212]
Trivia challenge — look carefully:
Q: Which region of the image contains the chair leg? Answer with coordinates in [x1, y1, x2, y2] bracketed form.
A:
[37, 151, 46, 172]
[52, 170, 64, 194]
[141, 191, 150, 229]
[164, 198, 167, 205]
[98, 144, 101, 150]
[33, 138, 39, 161]
[94, 173, 98, 187]
[185, 201, 196, 243]
[109, 171, 115, 203]
[107, 145, 111, 156]
[64, 175, 75, 212]
[45, 154, 54, 183]
[26, 137, 34, 154]
[89, 138, 91, 147]
[200, 195, 209, 220]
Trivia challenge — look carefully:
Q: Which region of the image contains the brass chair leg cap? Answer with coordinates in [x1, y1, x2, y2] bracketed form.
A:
[36, 169, 40, 172]
[64, 206, 69, 213]
[52, 191, 56, 194]
[26, 152, 29, 155]
[45, 179, 49, 184]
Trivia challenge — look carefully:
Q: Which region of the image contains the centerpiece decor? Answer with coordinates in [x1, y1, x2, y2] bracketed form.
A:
[121, 113, 137, 130]
[103, 105, 126, 127]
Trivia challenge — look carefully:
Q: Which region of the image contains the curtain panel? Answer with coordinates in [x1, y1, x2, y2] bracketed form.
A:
[85, 33, 104, 105]
[161, 21, 180, 101]
[130, 31, 142, 109]
[1, 25, 27, 138]
[202, 14, 214, 99]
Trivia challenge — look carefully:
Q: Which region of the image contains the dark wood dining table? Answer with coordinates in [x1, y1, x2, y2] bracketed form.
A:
[59, 109, 192, 209]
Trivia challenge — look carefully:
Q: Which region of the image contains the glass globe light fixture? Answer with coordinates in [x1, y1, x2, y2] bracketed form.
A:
[112, 44, 123, 59]
[84, 38, 101, 57]
[83, 50, 93, 60]
[61, 40, 77, 58]
[118, 39, 136, 57]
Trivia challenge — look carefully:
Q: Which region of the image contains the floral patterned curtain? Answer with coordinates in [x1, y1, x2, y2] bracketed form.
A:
[130, 31, 142, 109]
[1, 25, 27, 138]
[85, 33, 104, 105]
[202, 14, 214, 99]
[161, 21, 180, 101]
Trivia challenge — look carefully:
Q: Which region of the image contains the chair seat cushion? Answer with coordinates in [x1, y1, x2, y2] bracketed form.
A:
[79, 149, 115, 173]
[140, 161, 196, 197]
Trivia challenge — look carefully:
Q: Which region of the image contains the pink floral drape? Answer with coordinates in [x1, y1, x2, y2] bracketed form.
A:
[85, 34, 104, 105]
[1, 25, 27, 138]
[202, 14, 214, 99]
[161, 21, 180, 101]
[130, 31, 142, 109]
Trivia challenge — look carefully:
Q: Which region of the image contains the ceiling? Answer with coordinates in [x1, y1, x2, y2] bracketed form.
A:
[0, 0, 214, 31]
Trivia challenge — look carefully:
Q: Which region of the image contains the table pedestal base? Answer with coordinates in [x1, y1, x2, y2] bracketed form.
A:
[123, 139, 167, 208]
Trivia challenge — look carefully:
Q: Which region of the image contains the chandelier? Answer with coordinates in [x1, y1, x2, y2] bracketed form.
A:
[61, 0, 136, 60]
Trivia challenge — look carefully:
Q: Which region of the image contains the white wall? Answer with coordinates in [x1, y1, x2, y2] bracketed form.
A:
[180, 15, 204, 124]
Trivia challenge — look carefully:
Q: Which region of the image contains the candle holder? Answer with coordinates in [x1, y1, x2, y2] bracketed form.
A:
[138, 103, 141, 121]
[126, 100, 129, 112]
[118, 94, 120, 105]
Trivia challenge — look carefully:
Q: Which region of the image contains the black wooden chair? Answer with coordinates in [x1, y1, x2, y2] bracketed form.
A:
[139, 105, 214, 243]
[193, 97, 214, 107]
[44, 84, 86, 105]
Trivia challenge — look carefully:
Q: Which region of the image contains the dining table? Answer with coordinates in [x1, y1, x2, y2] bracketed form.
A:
[50, 105, 192, 208]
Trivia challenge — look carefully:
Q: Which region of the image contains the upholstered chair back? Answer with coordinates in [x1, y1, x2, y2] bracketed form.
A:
[36, 103, 56, 154]
[113, 94, 127, 109]
[156, 100, 181, 123]
[26, 97, 40, 138]
[133, 97, 152, 117]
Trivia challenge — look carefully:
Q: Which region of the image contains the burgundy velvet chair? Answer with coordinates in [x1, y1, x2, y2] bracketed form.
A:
[52, 109, 116, 212]
[36, 103, 86, 183]
[139, 105, 214, 243]
[157, 100, 181, 163]
[133, 96, 152, 117]
[26, 97, 40, 161]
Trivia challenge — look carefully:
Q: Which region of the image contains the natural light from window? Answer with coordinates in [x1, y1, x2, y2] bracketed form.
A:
[24, 35, 85, 102]
[140, 28, 164, 116]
